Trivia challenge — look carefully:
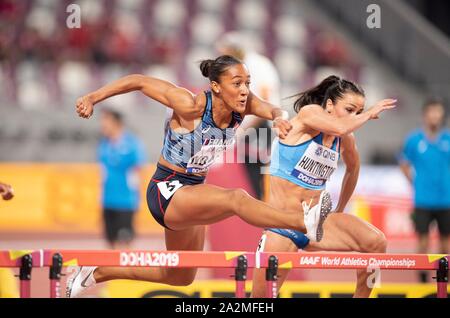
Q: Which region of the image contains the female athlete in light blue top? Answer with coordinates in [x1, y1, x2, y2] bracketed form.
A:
[68, 55, 329, 297]
[252, 75, 397, 298]
[270, 129, 341, 190]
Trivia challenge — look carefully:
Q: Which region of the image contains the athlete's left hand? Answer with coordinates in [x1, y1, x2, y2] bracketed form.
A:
[273, 118, 292, 139]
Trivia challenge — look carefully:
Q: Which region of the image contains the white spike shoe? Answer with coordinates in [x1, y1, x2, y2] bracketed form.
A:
[302, 190, 332, 242]
[66, 266, 97, 298]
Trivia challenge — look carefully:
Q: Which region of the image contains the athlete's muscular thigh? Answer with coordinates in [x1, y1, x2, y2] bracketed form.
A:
[164, 184, 236, 230]
[305, 213, 380, 252]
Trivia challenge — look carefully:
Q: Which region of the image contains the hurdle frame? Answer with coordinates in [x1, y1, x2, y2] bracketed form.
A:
[234, 255, 248, 298]
[436, 257, 449, 298]
[18, 254, 32, 298]
[49, 253, 63, 299]
[265, 255, 278, 298]
[0, 250, 448, 298]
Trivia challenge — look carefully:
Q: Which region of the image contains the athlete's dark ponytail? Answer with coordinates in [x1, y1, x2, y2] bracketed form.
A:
[293, 75, 365, 113]
[199, 55, 243, 83]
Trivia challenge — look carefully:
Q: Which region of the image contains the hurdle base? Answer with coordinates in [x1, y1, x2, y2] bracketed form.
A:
[435, 257, 448, 298]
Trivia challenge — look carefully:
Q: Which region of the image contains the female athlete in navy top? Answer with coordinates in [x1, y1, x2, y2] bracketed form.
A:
[68, 55, 329, 297]
[251, 75, 396, 298]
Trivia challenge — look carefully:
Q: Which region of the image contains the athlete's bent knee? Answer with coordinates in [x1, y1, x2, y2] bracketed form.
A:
[229, 188, 250, 212]
[362, 232, 387, 253]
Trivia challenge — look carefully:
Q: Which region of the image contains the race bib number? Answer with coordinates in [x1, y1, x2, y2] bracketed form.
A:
[186, 146, 220, 174]
[291, 141, 338, 186]
[157, 180, 183, 200]
[186, 135, 236, 174]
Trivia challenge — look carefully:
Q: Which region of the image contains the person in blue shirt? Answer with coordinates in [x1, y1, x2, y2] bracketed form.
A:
[399, 99, 450, 282]
[98, 108, 146, 250]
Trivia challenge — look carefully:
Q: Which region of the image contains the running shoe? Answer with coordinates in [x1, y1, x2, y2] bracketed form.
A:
[302, 190, 332, 242]
[66, 266, 97, 298]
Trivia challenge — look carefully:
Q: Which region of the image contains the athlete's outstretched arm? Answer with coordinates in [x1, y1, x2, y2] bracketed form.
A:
[334, 134, 360, 213]
[298, 99, 397, 136]
[245, 92, 292, 138]
[76, 75, 201, 119]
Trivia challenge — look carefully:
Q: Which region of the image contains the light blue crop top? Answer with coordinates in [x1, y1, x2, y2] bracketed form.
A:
[269, 133, 341, 190]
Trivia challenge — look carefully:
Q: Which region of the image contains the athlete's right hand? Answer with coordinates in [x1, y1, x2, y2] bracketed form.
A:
[76, 95, 94, 119]
[367, 99, 397, 119]
[0, 182, 14, 201]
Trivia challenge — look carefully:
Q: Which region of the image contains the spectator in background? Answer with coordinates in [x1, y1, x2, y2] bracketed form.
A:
[98, 108, 146, 250]
[216, 31, 281, 199]
[399, 99, 450, 283]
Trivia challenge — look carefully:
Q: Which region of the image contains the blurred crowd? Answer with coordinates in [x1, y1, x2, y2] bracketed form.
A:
[0, 0, 355, 109]
[0, 0, 176, 65]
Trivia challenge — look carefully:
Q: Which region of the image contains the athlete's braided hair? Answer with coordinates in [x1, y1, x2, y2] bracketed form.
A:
[293, 75, 365, 113]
